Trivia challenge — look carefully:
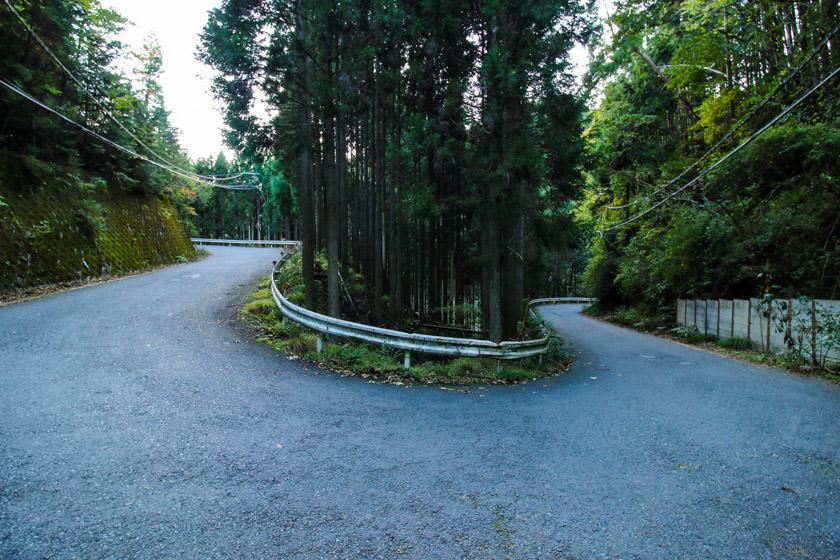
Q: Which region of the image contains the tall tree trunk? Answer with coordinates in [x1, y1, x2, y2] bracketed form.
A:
[372, 74, 384, 322]
[323, 111, 340, 317]
[296, 7, 316, 310]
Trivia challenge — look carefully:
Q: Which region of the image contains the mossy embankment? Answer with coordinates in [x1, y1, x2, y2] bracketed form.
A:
[0, 151, 195, 295]
[241, 251, 573, 385]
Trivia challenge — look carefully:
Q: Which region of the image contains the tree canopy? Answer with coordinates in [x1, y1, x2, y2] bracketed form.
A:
[0, 0, 192, 197]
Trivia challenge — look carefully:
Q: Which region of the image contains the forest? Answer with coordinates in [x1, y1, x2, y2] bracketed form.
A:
[1, 0, 838, 340]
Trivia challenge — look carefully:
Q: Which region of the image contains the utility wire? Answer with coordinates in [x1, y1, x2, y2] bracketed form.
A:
[597, 64, 840, 233]
[0, 78, 260, 190]
[606, 20, 840, 210]
[2, 0, 251, 184]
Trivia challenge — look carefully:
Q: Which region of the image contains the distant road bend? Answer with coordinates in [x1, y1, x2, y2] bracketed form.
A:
[1, 246, 839, 559]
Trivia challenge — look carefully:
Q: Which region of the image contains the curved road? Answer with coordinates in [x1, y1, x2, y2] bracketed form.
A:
[1, 247, 839, 559]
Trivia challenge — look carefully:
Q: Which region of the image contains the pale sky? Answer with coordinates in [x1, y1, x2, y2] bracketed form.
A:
[105, 0, 602, 161]
[106, 0, 230, 160]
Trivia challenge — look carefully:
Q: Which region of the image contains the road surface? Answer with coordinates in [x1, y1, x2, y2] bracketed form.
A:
[1, 246, 839, 559]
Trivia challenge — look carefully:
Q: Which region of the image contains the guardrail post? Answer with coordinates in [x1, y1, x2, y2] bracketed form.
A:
[403, 351, 411, 369]
[316, 335, 324, 354]
[496, 360, 502, 374]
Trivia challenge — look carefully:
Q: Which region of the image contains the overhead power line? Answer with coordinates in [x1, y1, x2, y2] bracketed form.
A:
[598, 64, 840, 234]
[0, 78, 260, 190]
[606, 20, 840, 211]
[2, 0, 251, 184]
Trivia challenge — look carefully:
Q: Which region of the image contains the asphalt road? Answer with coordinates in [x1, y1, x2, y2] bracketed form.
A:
[2, 246, 839, 559]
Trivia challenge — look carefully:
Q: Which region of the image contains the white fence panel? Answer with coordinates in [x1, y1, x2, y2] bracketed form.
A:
[706, 300, 718, 337]
[687, 300, 698, 330]
[719, 299, 734, 339]
[699, 300, 708, 334]
[732, 299, 751, 340]
[677, 297, 839, 364]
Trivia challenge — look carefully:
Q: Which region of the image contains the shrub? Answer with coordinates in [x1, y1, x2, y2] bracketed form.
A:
[718, 337, 755, 351]
[672, 325, 717, 343]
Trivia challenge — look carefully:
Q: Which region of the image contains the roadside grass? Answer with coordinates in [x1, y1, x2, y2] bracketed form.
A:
[240, 272, 573, 386]
[718, 337, 755, 351]
[587, 305, 840, 383]
[190, 248, 210, 261]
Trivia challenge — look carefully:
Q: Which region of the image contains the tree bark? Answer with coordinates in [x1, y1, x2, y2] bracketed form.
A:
[296, 7, 316, 310]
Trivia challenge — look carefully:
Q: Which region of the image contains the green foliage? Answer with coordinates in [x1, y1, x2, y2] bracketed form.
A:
[242, 296, 276, 317]
[671, 325, 716, 344]
[0, 0, 192, 198]
[0, 0, 204, 292]
[179, 153, 284, 240]
[582, 0, 840, 314]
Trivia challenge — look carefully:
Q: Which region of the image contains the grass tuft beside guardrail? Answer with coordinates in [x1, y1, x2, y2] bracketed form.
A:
[241, 270, 573, 386]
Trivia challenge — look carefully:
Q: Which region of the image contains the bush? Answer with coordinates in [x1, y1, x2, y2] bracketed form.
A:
[672, 325, 717, 344]
[718, 337, 755, 351]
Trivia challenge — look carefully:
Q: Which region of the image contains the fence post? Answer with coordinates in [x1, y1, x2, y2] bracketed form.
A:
[786, 299, 792, 351]
[684, 299, 688, 326]
[730, 300, 735, 339]
[766, 306, 771, 352]
[747, 300, 751, 342]
[694, 300, 697, 330]
[716, 300, 720, 338]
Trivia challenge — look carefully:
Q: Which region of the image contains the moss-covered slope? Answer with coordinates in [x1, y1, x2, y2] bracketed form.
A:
[0, 152, 195, 292]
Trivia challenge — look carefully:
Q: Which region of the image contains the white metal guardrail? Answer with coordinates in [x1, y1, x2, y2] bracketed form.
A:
[527, 297, 598, 305]
[267, 245, 595, 367]
[191, 238, 299, 248]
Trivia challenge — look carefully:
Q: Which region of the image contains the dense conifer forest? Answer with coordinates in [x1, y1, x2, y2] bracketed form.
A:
[198, 0, 593, 340]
